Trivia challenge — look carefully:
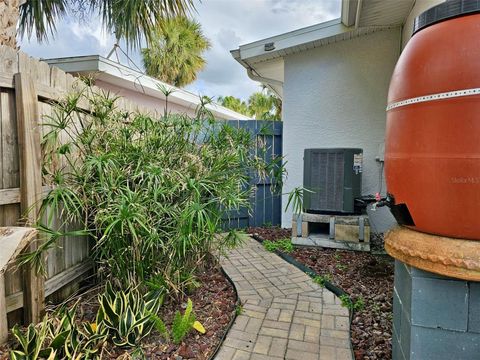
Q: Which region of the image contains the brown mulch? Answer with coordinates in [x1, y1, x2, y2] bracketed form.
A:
[0, 264, 237, 360]
[246, 226, 394, 360]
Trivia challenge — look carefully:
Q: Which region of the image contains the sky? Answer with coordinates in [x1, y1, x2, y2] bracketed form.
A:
[19, 0, 341, 101]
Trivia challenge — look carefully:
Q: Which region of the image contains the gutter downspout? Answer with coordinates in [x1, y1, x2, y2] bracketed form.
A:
[355, 0, 363, 29]
[231, 49, 283, 98]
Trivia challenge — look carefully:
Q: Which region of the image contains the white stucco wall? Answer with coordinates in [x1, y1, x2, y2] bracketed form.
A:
[402, 0, 445, 48]
[281, 28, 401, 231]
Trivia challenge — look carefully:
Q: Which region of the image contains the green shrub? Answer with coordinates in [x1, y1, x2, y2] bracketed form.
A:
[263, 239, 294, 253]
[24, 86, 284, 291]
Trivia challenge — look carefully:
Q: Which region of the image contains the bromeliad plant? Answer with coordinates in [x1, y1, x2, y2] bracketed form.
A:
[24, 84, 284, 292]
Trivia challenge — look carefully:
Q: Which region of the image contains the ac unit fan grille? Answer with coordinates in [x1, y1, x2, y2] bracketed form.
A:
[309, 151, 344, 211]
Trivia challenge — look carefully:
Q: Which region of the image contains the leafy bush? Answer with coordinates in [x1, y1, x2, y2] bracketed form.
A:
[97, 282, 164, 347]
[26, 86, 283, 291]
[263, 239, 294, 253]
[171, 298, 196, 344]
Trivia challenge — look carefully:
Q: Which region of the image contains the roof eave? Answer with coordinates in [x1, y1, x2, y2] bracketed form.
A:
[44, 55, 251, 120]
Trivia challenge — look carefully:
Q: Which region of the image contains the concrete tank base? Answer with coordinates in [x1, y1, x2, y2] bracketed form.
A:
[386, 227, 480, 359]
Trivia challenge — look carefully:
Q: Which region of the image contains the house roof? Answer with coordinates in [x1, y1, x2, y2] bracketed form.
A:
[45, 55, 251, 121]
[231, 0, 415, 98]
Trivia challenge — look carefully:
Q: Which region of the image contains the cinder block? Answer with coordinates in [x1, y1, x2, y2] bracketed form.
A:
[410, 325, 480, 360]
[334, 224, 370, 243]
[411, 277, 468, 331]
[468, 283, 480, 334]
[394, 260, 412, 318]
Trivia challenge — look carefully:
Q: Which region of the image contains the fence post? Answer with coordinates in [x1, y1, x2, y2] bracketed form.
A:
[14, 72, 45, 324]
[0, 272, 7, 343]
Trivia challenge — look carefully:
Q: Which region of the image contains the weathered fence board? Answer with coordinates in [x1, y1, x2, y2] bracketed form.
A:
[15, 71, 45, 323]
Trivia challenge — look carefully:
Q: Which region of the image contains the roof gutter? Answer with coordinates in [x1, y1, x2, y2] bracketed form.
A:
[246, 67, 283, 88]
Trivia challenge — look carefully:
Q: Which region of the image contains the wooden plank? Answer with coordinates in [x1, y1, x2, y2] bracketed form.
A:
[45, 260, 92, 296]
[335, 224, 371, 243]
[0, 187, 20, 205]
[1, 89, 21, 227]
[0, 46, 18, 74]
[0, 73, 14, 89]
[292, 235, 370, 252]
[15, 71, 45, 323]
[5, 290, 22, 312]
[15, 73, 42, 225]
[0, 273, 7, 344]
[0, 227, 37, 272]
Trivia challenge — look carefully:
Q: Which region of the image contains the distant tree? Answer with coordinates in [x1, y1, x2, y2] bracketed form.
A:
[266, 89, 282, 120]
[218, 90, 282, 120]
[217, 95, 249, 116]
[247, 90, 282, 120]
[141, 16, 211, 87]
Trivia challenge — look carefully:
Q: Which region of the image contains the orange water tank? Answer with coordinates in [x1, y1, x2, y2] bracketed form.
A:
[385, 1, 480, 240]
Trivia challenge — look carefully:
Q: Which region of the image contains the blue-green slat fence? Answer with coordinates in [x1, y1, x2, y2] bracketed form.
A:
[222, 120, 283, 229]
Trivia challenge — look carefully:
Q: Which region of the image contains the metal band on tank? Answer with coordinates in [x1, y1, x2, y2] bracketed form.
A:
[386, 88, 480, 111]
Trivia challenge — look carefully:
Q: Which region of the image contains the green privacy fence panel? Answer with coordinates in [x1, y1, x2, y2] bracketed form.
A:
[222, 120, 283, 229]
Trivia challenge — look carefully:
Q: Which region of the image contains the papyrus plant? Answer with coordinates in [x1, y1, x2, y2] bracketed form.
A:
[28, 85, 284, 293]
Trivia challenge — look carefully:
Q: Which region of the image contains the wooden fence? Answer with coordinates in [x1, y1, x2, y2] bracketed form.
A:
[0, 45, 149, 330]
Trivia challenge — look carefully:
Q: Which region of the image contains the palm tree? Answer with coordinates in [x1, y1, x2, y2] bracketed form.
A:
[266, 89, 282, 120]
[2, 0, 195, 49]
[1, 0, 23, 48]
[141, 16, 210, 87]
[217, 95, 249, 116]
[247, 92, 274, 120]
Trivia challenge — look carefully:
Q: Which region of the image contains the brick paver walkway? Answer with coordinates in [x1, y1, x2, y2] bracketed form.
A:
[215, 236, 353, 360]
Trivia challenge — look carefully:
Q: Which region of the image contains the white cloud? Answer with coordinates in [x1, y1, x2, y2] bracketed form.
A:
[19, 0, 341, 100]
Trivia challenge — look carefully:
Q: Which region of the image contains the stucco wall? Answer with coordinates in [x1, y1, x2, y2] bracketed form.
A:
[402, 0, 445, 49]
[281, 28, 401, 230]
[95, 80, 199, 117]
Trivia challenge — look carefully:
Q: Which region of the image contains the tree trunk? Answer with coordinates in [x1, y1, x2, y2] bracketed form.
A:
[0, 0, 21, 49]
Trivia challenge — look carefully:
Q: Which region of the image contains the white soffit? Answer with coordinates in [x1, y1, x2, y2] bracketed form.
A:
[357, 0, 415, 27]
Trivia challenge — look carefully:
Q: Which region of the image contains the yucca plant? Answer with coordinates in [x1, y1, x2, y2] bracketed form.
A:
[96, 282, 164, 347]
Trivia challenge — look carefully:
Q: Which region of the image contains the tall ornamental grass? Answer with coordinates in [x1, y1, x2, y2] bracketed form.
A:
[29, 86, 282, 293]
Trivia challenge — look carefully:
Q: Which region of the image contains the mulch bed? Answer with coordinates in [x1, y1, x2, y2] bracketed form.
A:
[0, 264, 237, 360]
[247, 226, 394, 360]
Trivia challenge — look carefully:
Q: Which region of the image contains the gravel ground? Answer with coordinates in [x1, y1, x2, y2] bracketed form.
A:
[247, 227, 394, 360]
[0, 264, 237, 360]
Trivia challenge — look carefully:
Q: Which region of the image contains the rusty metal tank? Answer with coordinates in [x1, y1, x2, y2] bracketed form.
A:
[385, 0, 480, 240]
